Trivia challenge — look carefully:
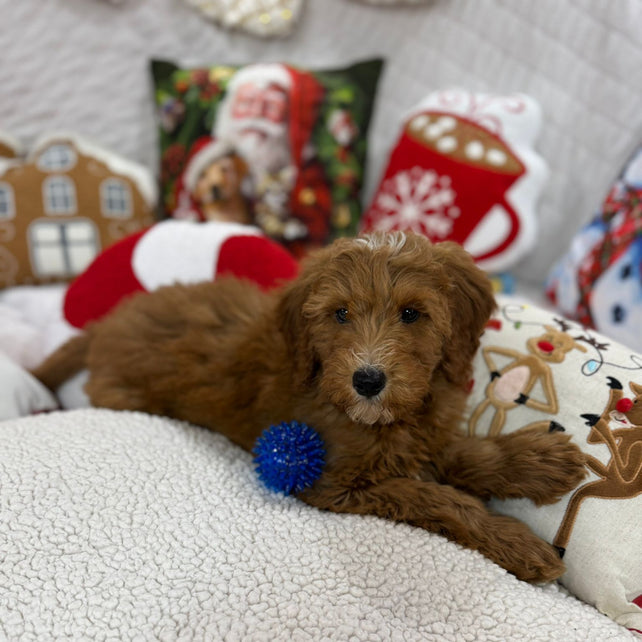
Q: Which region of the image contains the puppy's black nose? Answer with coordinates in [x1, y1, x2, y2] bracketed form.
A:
[352, 367, 387, 398]
[211, 185, 222, 201]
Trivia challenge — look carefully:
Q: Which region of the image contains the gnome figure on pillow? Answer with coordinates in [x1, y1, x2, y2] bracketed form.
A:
[361, 89, 548, 273]
[213, 63, 332, 256]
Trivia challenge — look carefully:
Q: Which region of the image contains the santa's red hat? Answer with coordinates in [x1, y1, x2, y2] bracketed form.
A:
[285, 65, 325, 167]
[172, 136, 234, 221]
[182, 136, 234, 193]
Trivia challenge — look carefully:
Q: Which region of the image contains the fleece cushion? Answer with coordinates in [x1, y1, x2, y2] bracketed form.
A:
[0, 134, 156, 288]
[546, 142, 642, 352]
[360, 89, 548, 273]
[0, 408, 635, 641]
[151, 58, 382, 258]
[464, 295, 642, 633]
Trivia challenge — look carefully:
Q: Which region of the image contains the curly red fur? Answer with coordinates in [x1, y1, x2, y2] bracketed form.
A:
[33, 232, 586, 582]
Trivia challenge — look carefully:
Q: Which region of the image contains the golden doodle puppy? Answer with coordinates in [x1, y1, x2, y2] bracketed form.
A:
[192, 153, 251, 225]
[33, 232, 586, 582]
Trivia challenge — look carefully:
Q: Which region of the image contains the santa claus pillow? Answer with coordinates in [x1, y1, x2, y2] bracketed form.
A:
[64, 220, 299, 328]
[360, 89, 549, 273]
[151, 59, 383, 258]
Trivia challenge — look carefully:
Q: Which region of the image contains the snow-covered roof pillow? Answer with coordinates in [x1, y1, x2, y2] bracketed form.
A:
[0, 134, 157, 288]
[0, 133, 24, 160]
[464, 295, 642, 634]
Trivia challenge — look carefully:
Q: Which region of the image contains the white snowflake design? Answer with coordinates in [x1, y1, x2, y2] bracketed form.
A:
[372, 166, 460, 238]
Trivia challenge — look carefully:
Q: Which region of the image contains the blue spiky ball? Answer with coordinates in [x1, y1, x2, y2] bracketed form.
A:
[253, 421, 326, 495]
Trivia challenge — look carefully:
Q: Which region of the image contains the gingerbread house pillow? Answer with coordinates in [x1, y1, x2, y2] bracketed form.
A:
[0, 134, 157, 288]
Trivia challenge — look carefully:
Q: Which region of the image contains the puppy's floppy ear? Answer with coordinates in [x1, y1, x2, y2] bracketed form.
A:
[232, 154, 249, 181]
[433, 241, 496, 388]
[276, 252, 324, 386]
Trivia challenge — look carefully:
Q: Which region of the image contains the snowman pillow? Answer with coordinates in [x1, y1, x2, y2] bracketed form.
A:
[546, 142, 642, 353]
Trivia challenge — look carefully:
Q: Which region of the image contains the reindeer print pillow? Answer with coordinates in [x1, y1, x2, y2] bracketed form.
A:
[464, 295, 642, 634]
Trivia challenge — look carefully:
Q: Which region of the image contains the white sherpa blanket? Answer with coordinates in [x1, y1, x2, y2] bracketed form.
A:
[0, 409, 634, 641]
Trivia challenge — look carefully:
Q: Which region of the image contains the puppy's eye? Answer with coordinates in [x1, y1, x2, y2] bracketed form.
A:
[335, 308, 349, 324]
[400, 307, 420, 324]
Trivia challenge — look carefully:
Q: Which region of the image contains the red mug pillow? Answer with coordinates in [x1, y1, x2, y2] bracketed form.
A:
[360, 89, 548, 273]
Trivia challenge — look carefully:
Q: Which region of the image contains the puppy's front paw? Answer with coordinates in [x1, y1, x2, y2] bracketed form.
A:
[500, 427, 587, 505]
[508, 534, 567, 583]
[485, 515, 566, 583]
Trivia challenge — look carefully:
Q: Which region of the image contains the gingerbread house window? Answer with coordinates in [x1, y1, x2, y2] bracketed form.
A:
[101, 178, 132, 218]
[43, 176, 77, 215]
[37, 143, 77, 172]
[0, 183, 15, 220]
[28, 218, 99, 277]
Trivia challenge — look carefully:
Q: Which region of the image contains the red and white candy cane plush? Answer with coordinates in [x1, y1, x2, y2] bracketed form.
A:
[64, 220, 299, 328]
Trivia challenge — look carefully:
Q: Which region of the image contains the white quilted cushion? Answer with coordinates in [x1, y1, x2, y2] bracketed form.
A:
[0, 409, 636, 640]
[0, 353, 57, 420]
[0, 0, 640, 285]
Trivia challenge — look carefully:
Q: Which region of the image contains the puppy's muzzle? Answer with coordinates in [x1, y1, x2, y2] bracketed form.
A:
[211, 185, 223, 201]
[352, 367, 387, 398]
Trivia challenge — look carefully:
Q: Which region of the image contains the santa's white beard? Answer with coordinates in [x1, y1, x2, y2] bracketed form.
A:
[229, 125, 292, 175]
